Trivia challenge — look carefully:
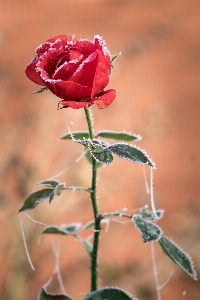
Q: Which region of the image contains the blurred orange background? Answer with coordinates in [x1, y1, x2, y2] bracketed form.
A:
[1, 1, 200, 299]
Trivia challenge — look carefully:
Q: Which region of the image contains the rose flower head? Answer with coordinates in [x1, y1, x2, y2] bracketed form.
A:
[26, 35, 116, 109]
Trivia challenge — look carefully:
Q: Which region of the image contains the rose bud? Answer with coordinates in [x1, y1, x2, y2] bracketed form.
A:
[26, 35, 116, 109]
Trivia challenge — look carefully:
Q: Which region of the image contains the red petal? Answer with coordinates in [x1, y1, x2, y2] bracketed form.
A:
[69, 52, 98, 88]
[44, 80, 91, 100]
[91, 49, 111, 98]
[46, 35, 69, 43]
[36, 35, 75, 56]
[58, 88, 116, 109]
[58, 100, 92, 109]
[37, 47, 63, 78]
[93, 89, 116, 108]
[73, 39, 96, 55]
[25, 56, 44, 85]
[52, 55, 84, 81]
[94, 35, 111, 57]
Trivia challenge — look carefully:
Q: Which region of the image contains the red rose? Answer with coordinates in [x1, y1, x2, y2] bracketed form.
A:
[26, 35, 116, 109]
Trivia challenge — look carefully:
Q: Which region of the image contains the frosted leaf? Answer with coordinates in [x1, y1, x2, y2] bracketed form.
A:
[84, 287, 135, 300]
[108, 143, 155, 168]
[132, 214, 162, 243]
[37, 287, 73, 300]
[140, 206, 164, 221]
[96, 130, 142, 142]
[87, 140, 113, 165]
[36, 179, 61, 188]
[41, 223, 82, 235]
[18, 189, 55, 212]
[59, 131, 89, 140]
[159, 236, 197, 280]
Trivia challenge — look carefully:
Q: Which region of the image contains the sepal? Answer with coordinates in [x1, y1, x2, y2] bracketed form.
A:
[111, 52, 121, 64]
[33, 86, 48, 94]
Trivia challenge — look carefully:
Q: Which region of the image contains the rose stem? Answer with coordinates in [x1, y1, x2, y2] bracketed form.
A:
[84, 107, 100, 292]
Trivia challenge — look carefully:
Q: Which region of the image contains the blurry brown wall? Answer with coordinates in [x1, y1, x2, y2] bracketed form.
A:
[1, 1, 200, 299]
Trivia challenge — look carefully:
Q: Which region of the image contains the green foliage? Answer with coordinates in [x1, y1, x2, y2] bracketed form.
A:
[89, 146, 113, 165]
[61, 223, 82, 234]
[59, 131, 89, 140]
[18, 182, 64, 212]
[60, 130, 141, 142]
[18, 189, 56, 212]
[159, 236, 197, 280]
[33, 86, 48, 94]
[41, 223, 81, 235]
[111, 52, 121, 64]
[41, 223, 92, 253]
[79, 238, 93, 254]
[79, 139, 114, 165]
[84, 148, 103, 168]
[49, 183, 64, 203]
[108, 143, 155, 168]
[38, 288, 73, 300]
[140, 205, 164, 220]
[96, 130, 141, 142]
[84, 287, 135, 300]
[132, 214, 162, 243]
[81, 220, 95, 230]
[36, 180, 61, 188]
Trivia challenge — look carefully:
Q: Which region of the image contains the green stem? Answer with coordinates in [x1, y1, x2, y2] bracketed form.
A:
[84, 107, 95, 139]
[84, 107, 99, 292]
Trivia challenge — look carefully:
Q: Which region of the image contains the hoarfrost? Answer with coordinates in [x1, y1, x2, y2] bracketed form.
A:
[94, 35, 111, 57]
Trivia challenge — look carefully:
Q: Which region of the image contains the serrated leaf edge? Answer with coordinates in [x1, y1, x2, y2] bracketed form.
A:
[140, 206, 165, 221]
[159, 236, 198, 280]
[84, 286, 137, 300]
[96, 130, 142, 141]
[108, 142, 156, 169]
[18, 189, 54, 213]
[41, 225, 69, 235]
[88, 147, 113, 165]
[41, 223, 82, 235]
[132, 214, 163, 243]
[36, 179, 60, 188]
[37, 287, 73, 300]
[59, 131, 89, 140]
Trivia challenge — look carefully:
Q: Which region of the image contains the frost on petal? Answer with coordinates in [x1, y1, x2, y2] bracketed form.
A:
[58, 88, 116, 109]
[36, 35, 75, 56]
[69, 52, 98, 88]
[46, 35, 69, 44]
[25, 56, 44, 85]
[58, 100, 93, 109]
[69, 49, 83, 61]
[74, 39, 96, 55]
[91, 49, 111, 98]
[52, 55, 84, 81]
[93, 89, 116, 108]
[52, 58, 82, 81]
[94, 35, 111, 57]
[37, 47, 65, 78]
[48, 80, 92, 100]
